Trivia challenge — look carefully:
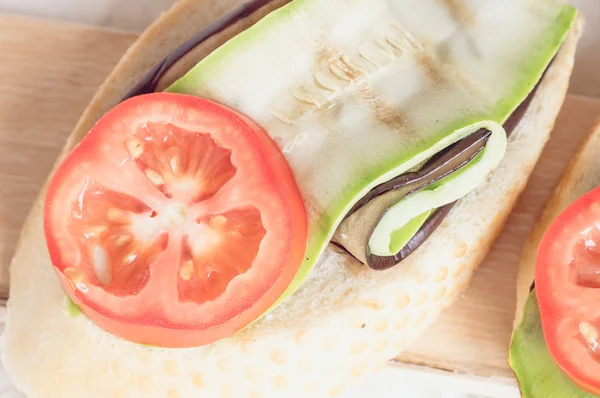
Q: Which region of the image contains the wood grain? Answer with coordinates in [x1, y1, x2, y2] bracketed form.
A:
[1, 12, 599, 382]
[0, 14, 136, 298]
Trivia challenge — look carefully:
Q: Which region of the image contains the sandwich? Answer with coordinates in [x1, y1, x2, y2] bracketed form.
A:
[2, 0, 582, 396]
[511, 119, 600, 397]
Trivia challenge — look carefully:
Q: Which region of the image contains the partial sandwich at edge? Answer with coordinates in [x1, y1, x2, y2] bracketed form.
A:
[511, 119, 600, 397]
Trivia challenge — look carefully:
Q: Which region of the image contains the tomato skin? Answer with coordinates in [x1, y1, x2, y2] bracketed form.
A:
[536, 186, 600, 394]
[43, 93, 307, 347]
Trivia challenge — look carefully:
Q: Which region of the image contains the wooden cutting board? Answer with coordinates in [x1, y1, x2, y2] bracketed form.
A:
[1, 12, 599, 391]
[0, 14, 136, 301]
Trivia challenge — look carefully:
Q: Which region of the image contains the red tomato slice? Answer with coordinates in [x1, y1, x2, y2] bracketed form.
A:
[44, 93, 307, 348]
[536, 186, 600, 394]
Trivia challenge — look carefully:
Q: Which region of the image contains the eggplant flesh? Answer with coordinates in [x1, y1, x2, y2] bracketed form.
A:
[335, 128, 493, 267]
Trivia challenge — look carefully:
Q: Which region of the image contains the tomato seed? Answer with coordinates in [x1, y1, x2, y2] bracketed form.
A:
[579, 321, 600, 356]
[170, 155, 181, 173]
[115, 235, 132, 248]
[145, 169, 164, 186]
[209, 215, 227, 229]
[93, 245, 112, 286]
[180, 260, 194, 281]
[107, 208, 129, 224]
[125, 139, 143, 159]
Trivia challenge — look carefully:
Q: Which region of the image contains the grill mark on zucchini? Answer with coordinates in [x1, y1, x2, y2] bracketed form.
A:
[329, 60, 356, 82]
[390, 21, 422, 51]
[439, 0, 476, 27]
[280, 21, 417, 127]
[340, 54, 374, 75]
[355, 84, 407, 130]
[415, 53, 446, 87]
[279, 18, 484, 137]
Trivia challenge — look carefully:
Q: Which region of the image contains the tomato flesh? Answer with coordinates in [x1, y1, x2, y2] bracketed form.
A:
[44, 93, 307, 347]
[536, 186, 600, 394]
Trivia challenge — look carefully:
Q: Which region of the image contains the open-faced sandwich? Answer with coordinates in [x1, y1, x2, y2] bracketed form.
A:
[511, 119, 600, 397]
[2, 0, 583, 396]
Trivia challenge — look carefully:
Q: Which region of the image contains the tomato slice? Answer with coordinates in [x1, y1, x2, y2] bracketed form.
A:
[536, 186, 600, 394]
[44, 93, 307, 348]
